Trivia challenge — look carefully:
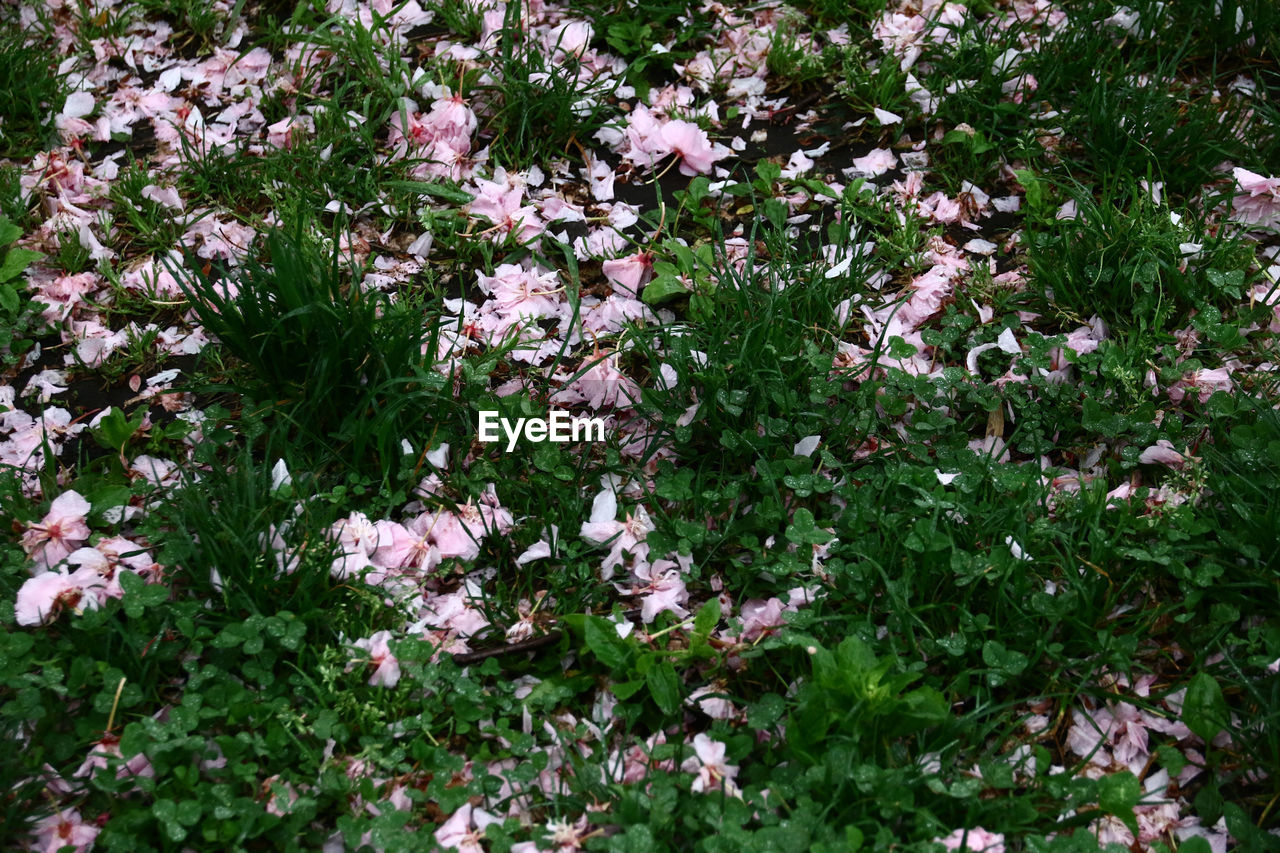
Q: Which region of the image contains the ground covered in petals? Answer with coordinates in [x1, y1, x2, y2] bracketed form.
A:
[3, 0, 1280, 850]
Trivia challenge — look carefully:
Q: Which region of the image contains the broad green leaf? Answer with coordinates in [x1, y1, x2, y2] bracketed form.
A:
[645, 660, 681, 715]
[691, 598, 721, 647]
[1098, 771, 1141, 834]
[584, 616, 632, 670]
[611, 679, 644, 700]
[0, 217, 21, 246]
[1182, 672, 1228, 743]
[640, 273, 689, 305]
[786, 508, 833, 545]
[0, 247, 42, 284]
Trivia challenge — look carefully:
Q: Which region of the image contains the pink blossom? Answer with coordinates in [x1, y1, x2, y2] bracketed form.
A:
[392, 512, 444, 571]
[22, 490, 91, 571]
[330, 512, 380, 579]
[849, 147, 897, 177]
[687, 683, 735, 720]
[601, 251, 654, 298]
[477, 264, 562, 328]
[933, 827, 1006, 852]
[622, 104, 673, 170]
[30, 807, 100, 853]
[1231, 167, 1280, 227]
[660, 120, 731, 176]
[1168, 367, 1232, 404]
[435, 803, 500, 853]
[15, 567, 107, 626]
[368, 519, 416, 569]
[426, 510, 482, 561]
[350, 631, 401, 687]
[73, 732, 154, 781]
[419, 582, 491, 638]
[1138, 439, 1193, 468]
[579, 488, 654, 579]
[581, 294, 649, 336]
[738, 598, 786, 642]
[628, 559, 689, 623]
[680, 733, 741, 796]
[467, 172, 544, 243]
[552, 350, 642, 410]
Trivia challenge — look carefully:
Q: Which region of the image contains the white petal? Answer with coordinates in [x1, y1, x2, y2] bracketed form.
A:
[996, 327, 1021, 354]
[589, 488, 617, 524]
[793, 435, 822, 457]
[873, 108, 903, 125]
[63, 91, 95, 118]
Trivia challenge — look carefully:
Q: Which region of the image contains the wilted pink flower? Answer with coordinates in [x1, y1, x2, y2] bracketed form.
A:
[1138, 439, 1194, 468]
[624, 559, 689, 623]
[73, 732, 154, 781]
[934, 827, 1006, 852]
[680, 733, 741, 796]
[738, 598, 786, 642]
[601, 251, 654, 298]
[1231, 167, 1280, 227]
[849, 147, 897, 177]
[30, 807, 100, 853]
[622, 104, 673, 170]
[435, 802, 500, 853]
[660, 120, 731, 176]
[424, 510, 482, 562]
[15, 567, 106, 627]
[552, 350, 642, 410]
[478, 264, 562, 328]
[22, 490, 91, 571]
[579, 488, 654, 579]
[1167, 367, 1232, 404]
[349, 631, 401, 687]
[330, 512, 380, 579]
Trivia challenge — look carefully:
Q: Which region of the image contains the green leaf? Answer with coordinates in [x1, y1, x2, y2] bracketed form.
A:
[118, 568, 146, 614]
[0, 216, 21, 247]
[584, 616, 632, 670]
[1205, 268, 1245, 299]
[785, 508, 833, 545]
[691, 598, 721, 648]
[1013, 168, 1046, 214]
[1098, 771, 1141, 834]
[755, 160, 782, 186]
[982, 639, 1029, 675]
[0, 283, 18, 314]
[175, 800, 203, 826]
[611, 679, 645, 700]
[747, 693, 785, 729]
[1182, 672, 1228, 743]
[91, 407, 146, 452]
[641, 272, 689, 305]
[645, 660, 681, 715]
[0, 247, 41, 284]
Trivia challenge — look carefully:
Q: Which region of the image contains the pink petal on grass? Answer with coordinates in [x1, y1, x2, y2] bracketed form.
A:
[850, 147, 897, 176]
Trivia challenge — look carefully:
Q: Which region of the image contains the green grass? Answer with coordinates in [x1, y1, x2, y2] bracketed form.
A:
[173, 219, 462, 478]
[1024, 178, 1259, 332]
[464, 1, 621, 169]
[4, 0, 1280, 848]
[0, 24, 66, 159]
